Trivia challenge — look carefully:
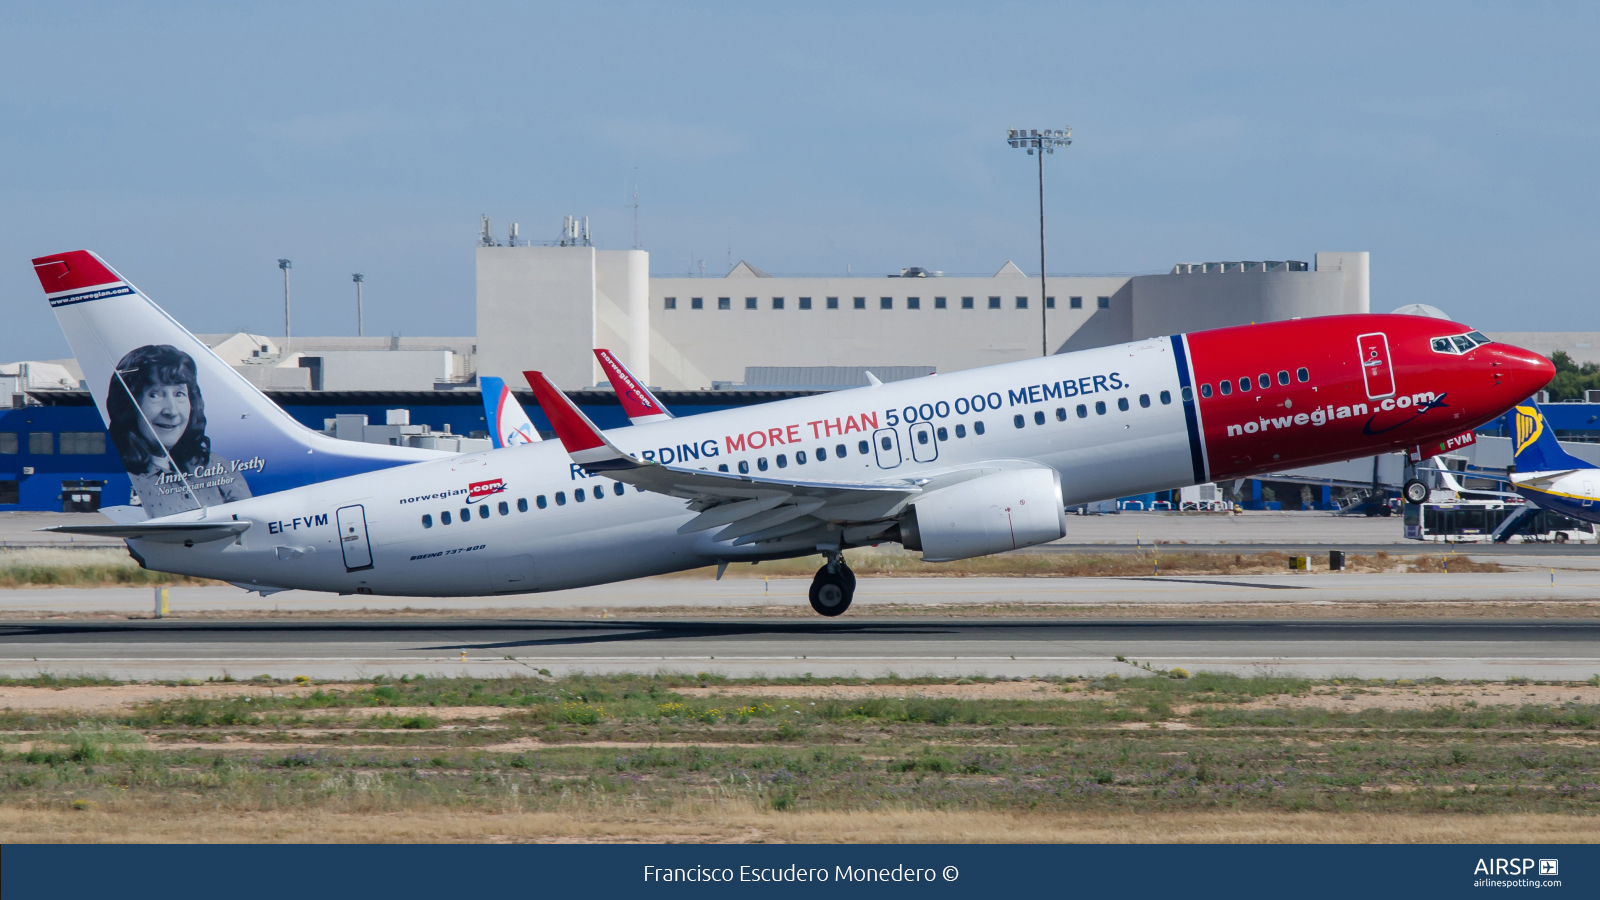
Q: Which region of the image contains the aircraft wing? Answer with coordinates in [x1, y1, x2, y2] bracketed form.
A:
[524, 370, 919, 544]
[39, 521, 250, 544]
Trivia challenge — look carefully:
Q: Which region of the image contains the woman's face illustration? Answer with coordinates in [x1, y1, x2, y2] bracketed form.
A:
[136, 381, 191, 450]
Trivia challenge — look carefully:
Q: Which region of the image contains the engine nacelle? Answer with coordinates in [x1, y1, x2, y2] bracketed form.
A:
[896, 468, 1066, 562]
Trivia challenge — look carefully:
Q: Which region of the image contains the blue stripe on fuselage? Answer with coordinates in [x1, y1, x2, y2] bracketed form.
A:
[1169, 334, 1206, 484]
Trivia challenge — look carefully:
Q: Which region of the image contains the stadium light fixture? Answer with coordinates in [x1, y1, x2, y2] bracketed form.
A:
[1006, 127, 1072, 357]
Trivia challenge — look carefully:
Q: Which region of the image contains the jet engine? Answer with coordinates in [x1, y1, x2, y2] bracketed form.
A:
[894, 468, 1066, 561]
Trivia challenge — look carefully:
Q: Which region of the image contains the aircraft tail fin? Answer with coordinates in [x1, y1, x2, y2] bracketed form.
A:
[479, 376, 542, 447]
[1512, 401, 1593, 472]
[593, 349, 673, 424]
[31, 250, 444, 518]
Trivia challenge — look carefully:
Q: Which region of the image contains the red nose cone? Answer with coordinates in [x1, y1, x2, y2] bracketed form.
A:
[1499, 344, 1557, 397]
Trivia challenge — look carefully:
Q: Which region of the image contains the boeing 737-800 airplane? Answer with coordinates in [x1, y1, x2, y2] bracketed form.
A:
[32, 250, 1554, 615]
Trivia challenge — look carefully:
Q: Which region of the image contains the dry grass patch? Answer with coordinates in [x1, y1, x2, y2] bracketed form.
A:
[2, 806, 1595, 844]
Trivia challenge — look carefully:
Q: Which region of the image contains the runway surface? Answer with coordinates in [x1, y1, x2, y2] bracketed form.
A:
[2, 616, 1596, 681]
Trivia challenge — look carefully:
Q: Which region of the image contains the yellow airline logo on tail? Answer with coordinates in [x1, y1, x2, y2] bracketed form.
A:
[1515, 405, 1544, 455]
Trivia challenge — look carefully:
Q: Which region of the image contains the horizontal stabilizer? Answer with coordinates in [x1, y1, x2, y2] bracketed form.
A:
[39, 521, 250, 544]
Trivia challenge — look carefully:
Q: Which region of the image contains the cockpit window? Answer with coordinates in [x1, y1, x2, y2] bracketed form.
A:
[1466, 331, 1491, 345]
[1431, 337, 1456, 354]
[1451, 334, 1475, 353]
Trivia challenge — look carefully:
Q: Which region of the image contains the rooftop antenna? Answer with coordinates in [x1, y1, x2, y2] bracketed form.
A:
[508, 222, 519, 248]
[479, 215, 496, 247]
[699, 259, 705, 278]
[582, 216, 590, 246]
[560, 215, 574, 246]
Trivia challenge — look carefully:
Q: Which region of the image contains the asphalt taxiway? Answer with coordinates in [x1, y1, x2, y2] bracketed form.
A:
[1, 616, 1595, 682]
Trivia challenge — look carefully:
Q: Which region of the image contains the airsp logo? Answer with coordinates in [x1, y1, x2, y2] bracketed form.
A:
[1473, 858, 1551, 876]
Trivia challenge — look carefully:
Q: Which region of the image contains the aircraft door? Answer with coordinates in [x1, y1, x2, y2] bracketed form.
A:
[908, 421, 938, 463]
[336, 504, 374, 571]
[872, 427, 902, 469]
[1356, 332, 1396, 399]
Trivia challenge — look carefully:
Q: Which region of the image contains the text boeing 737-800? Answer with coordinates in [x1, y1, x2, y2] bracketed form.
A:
[32, 250, 1554, 615]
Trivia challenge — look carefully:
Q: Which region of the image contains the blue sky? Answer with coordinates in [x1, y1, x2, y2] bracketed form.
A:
[2, 2, 1596, 360]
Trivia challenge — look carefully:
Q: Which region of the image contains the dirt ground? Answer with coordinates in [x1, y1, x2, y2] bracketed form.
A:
[5, 680, 1596, 715]
[2, 807, 1595, 844]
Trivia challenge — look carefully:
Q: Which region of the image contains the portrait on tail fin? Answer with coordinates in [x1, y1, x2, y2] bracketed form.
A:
[108, 344, 252, 517]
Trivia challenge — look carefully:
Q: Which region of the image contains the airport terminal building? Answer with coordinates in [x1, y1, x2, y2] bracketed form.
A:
[474, 247, 1372, 392]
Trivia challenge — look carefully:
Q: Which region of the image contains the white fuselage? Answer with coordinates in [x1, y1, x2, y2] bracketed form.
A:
[133, 339, 1196, 596]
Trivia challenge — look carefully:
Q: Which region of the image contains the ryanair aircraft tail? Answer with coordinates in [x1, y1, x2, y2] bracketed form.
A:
[31, 250, 447, 518]
[479, 376, 542, 447]
[1511, 401, 1593, 473]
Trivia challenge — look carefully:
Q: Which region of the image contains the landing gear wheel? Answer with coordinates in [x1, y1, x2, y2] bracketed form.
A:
[809, 567, 854, 617]
[1402, 479, 1429, 505]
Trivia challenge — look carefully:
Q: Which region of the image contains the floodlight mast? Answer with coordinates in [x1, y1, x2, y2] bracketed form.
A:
[1006, 128, 1072, 357]
[277, 258, 292, 356]
[352, 273, 364, 337]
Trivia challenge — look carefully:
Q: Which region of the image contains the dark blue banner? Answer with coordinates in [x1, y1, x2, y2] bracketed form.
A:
[3, 844, 1594, 899]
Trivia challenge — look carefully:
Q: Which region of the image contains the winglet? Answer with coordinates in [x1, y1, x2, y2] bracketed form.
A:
[594, 349, 673, 424]
[522, 371, 643, 471]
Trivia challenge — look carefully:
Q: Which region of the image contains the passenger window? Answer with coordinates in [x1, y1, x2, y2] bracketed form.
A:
[837, 443, 848, 457]
[1117, 397, 1129, 412]
[1296, 367, 1309, 382]
[1452, 335, 1475, 353]
[1219, 380, 1232, 396]
[973, 422, 985, 435]
[1181, 386, 1192, 402]
[1239, 377, 1251, 393]
[1076, 404, 1087, 418]
[460, 507, 471, 521]
[1033, 411, 1045, 425]
[575, 489, 585, 502]
[776, 454, 787, 468]
[441, 511, 452, 525]
[797, 450, 807, 464]
[479, 504, 489, 518]
[534, 495, 545, 509]
[936, 426, 948, 440]
[1200, 384, 1212, 398]
[1139, 394, 1150, 408]
[1014, 414, 1025, 429]
[955, 424, 967, 438]
[1258, 374, 1270, 389]
[592, 484, 604, 499]
[880, 436, 893, 450]
[718, 463, 728, 472]
[521, 497, 531, 512]
[422, 514, 432, 528]
[755, 457, 767, 471]
[917, 430, 930, 444]
[738, 461, 750, 474]
[859, 440, 870, 453]
[1277, 371, 1289, 386]
[816, 447, 827, 460]
[1160, 390, 1172, 405]
[1055, 407, 1066, 421]
[555, 492, 566, 506]
[1095, 401, 1107, 415]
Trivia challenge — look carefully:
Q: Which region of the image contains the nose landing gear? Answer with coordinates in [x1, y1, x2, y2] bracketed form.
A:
[808, 551, 856, 617]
